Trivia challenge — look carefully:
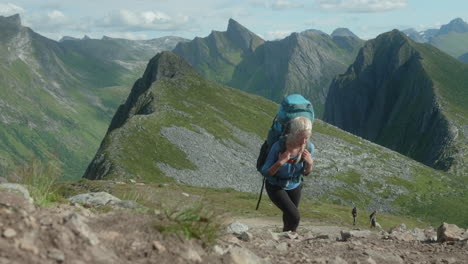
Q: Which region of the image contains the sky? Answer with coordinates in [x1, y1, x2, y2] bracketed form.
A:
[0, 0, 467, 41]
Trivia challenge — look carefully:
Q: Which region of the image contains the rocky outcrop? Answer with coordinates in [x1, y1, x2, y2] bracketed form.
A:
[230, 30, 364, 117]
[324, 30, 466, 174]
[173, 19, 363, 117]
[173, 18, 264, 84]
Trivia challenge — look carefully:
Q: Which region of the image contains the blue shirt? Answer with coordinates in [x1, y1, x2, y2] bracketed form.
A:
[261, 140, 315, 190]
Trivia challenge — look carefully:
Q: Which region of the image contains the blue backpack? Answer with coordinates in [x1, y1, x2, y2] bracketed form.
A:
[256, 94, 314, 172]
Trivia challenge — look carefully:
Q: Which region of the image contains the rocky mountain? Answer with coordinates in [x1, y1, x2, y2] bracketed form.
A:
[83, 51, 468, 226]
[404, 18, 468, 58]
[0, 14, 184, 179]
[437, 17, 468, 36]
[60, 35, 188, 83]
[172, 18, 264, 84]
[331, 28, 359, 38]
[173, 20, 364, 117]
[324, 30, 468, 176]
[229, 30, 364, 117]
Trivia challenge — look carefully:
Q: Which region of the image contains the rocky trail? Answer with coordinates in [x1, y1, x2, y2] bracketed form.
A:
[1, 183, 468, 264]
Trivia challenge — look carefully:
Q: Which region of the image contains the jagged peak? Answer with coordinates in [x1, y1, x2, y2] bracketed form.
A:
[82, 35, 91, 40]
[376, 29, 411, 43]
[448, 17, 467, 26]
[141, 51, 195, 86]
[438, 17, 468, 35]
[331, 28, 358, 38]
[0, 14, 21, 26]
[301, 29, 328, 36]
[59, 36, 80, 42]
[226, 18, 250, 34]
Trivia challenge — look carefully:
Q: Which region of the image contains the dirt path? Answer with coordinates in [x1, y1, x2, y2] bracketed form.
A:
[220, 216, 468, 264]
[1, 189, 468, 264]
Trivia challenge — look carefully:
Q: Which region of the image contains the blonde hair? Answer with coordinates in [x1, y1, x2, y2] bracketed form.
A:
[285, 117, 312, 162]
[286, 116, 312, 144]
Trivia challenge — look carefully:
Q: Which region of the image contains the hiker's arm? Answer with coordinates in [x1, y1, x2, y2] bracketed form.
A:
[267, 151, 290, 176]
[302, 149, 313, 175]
[261, 143, 289, 177]
[303, 159, 313, 175]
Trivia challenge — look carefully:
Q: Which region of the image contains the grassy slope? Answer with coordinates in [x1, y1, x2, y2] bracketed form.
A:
[0, 53, 130, 179]
[314, 121, 468, 227]
[414, 42, 468, 122]
[93, 68, 468, 227]
[57, 179, 433, 231]
[100, 72, 277, 183]
[429, 32, 468, 58]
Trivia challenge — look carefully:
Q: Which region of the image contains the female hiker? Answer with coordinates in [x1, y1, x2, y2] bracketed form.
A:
[261, 116, 314, 232]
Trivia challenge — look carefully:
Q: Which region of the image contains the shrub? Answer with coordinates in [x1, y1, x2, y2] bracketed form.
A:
[154, 204, 223, 247]
[10, 159, 61, 207]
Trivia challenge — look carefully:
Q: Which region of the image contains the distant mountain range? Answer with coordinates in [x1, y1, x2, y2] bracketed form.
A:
[324, 30, 468, 176]
[83, 51, 468, 227]
[404, 18, 468, 58]
[173, 19, 364, 117]
[0, 14, 185, 179]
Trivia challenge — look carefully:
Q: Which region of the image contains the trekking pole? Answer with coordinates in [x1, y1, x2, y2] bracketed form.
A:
[255, 176, 266, 210]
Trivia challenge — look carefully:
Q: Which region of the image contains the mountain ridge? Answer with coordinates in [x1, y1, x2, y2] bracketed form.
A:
[84, 50, 468, 226]
[324, 29, 467, 176]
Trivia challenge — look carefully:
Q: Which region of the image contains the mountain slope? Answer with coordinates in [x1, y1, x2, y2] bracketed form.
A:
[172, 18, 264, 84]
[405, 18, 468, 58]
[324, 30, 468, 176]
[173, 20, 363, 118]
[84, 51, 468, 226]
[229, 30, 364, 117]
[0, 14, 183, 179]
[60, 35, 188, 84]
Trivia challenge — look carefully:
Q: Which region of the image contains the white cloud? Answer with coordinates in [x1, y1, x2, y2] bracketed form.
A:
[0, 3, 25, 16]
[317, 0, 407, 13]
[96, 9, 191, 31]
[271, 0, 304, 10]
[103, 32, 149, 40]
[24, 10, 73, 31]
[266, 30, 293, 40]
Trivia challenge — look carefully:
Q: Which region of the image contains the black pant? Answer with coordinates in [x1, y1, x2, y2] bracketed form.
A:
[266, 182, 302, 232]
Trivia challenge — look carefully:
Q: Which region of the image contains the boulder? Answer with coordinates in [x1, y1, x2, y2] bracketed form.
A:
[0, 183, 34, 205]
[437, 222, 467, 242]
[226, 222, 249, 235]
[67, 192, 121, 207]
[340, 230, 374, 241]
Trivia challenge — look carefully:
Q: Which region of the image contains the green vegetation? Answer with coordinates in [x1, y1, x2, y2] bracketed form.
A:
[55, 179, 435, 240]
[154, 204, 222, 246]
[96, 71, 277, 182]
[429, 32, 468, 58]
[414, 42, 468, 121]
[9, 159, 64, 207]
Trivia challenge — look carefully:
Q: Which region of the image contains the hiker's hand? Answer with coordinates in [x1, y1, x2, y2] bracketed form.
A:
[278, 151, 291, 165]
[302, 149, 313, 165]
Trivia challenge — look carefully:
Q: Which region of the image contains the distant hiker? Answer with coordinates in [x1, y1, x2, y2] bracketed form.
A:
[352, 206, 357, 225]
[261, 116, 314, 232]
[369, 210, 377, 229]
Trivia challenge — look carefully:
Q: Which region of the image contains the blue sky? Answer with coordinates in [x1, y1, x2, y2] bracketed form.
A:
[0, 0, 466, 41]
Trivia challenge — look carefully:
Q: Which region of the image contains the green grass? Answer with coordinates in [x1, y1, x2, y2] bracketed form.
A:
[429, 32, 468, 58]
[9, 159, 64, 207]
[414, 42, 468, 122]
[96, 71, 277, 182]
[154, 204, 222, 246]
[56, 179, 435, 233]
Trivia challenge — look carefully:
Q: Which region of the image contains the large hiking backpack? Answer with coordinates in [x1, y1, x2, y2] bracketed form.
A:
[255, 94, 314, 210]
[256, 94, 314, 172]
